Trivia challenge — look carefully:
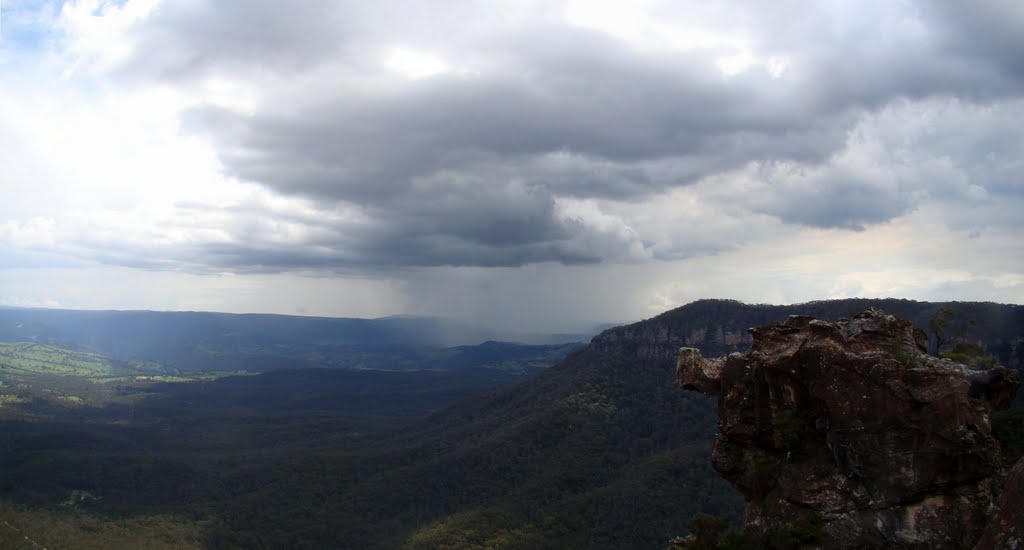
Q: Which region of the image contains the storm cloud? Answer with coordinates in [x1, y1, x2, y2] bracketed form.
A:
[68, 0, 1019, 270]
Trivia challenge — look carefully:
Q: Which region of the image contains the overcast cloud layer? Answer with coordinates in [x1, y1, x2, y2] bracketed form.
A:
[0, 0, 1021, 330]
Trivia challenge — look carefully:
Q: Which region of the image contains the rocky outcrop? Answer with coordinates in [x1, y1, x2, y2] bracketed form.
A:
[677, 308, 1020, 548]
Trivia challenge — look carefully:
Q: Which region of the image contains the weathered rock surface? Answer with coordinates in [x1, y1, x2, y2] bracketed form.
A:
[975, 457, 1024, 550]
[677, 308, 1020, 548]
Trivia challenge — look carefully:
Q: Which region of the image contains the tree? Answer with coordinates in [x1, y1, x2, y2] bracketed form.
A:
[929, 307, 955, 354]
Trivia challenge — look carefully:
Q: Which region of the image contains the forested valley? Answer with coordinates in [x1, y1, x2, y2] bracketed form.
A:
[1, 299, 1021, 548]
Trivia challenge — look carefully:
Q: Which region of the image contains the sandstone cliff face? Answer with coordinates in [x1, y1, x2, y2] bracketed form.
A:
[677, 308, 1020, 548]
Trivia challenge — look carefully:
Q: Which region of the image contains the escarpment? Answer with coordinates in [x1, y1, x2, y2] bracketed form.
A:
[677, 308, 1020, 548]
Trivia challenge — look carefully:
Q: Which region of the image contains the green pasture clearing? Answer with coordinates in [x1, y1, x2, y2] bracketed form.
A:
[0, 342, 123, 377]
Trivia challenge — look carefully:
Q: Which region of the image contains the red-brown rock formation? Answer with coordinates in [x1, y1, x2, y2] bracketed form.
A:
[677, 308, 1020, 548]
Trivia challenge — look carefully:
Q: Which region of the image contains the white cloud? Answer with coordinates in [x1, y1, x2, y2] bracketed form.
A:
[0, 217, 59, 248]
[57, 0, 160, 76]
[0, 296, 64, 309]
[386, 47, 461, 79]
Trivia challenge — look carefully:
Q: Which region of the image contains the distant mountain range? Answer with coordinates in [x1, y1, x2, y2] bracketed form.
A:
[0, 307, 592, 372]
[594, 297, 1024, 364]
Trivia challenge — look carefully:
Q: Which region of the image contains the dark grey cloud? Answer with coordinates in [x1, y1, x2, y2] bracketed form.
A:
[170, 28, 845, 267]
[723, 1, 1024, 105]
[99, 0, 1024, 270]
[706, 96, 1024, 230]
[925, 0, 1024, 85]
[752, 168, 908, 231]
[113, 1, 352, 81]
[112, 0, 500, 81]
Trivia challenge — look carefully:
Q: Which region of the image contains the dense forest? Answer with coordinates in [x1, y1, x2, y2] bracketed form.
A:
[0, 299, 1021, 548]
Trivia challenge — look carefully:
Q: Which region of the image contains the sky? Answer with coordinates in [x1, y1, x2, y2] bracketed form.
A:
[0, 0, 1022, 332]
